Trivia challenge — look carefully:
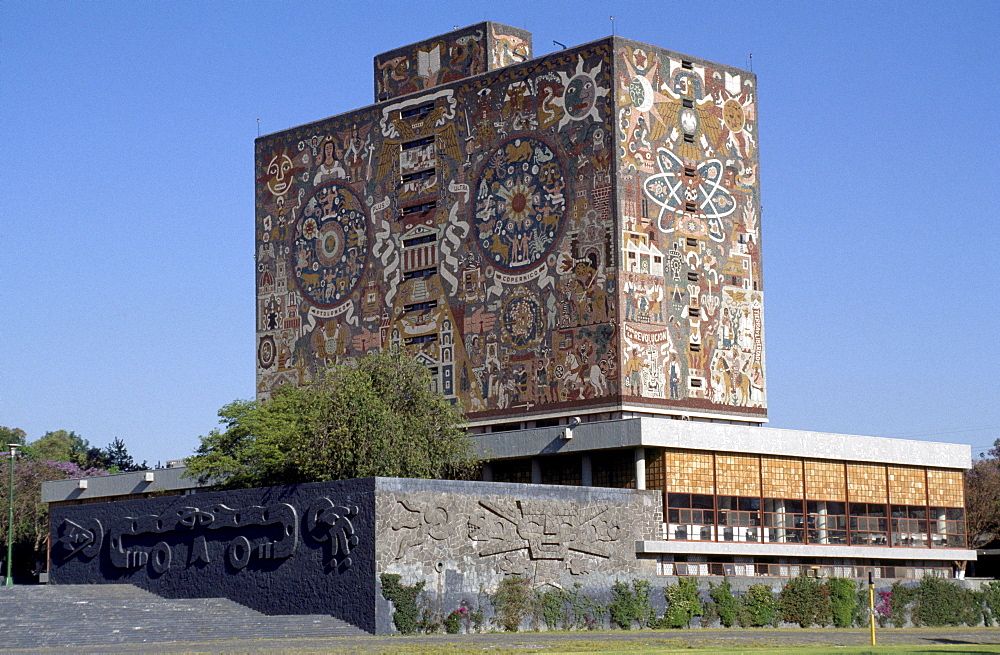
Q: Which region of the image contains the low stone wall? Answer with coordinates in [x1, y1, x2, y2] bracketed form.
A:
[49, 479, 378, 632]
[49, 477, 662, 634]
[375, 479, 663, 631]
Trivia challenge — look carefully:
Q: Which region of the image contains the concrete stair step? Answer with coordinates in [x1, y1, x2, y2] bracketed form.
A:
[0, 584, 366, 647]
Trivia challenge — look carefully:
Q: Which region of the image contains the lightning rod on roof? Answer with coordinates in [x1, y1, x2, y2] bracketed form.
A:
[610, 15, 615, 36]
[553, 40, 566, 50]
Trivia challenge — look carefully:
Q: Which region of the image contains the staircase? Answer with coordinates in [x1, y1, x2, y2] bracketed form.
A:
[0, 584, 367, 648]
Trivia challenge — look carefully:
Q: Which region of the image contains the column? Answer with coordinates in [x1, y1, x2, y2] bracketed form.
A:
[634, 447, 646, 490]
[581, 454, 592, 486]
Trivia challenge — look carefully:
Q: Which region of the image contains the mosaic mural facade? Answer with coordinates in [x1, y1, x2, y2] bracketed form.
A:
[256, 25, 766, 423]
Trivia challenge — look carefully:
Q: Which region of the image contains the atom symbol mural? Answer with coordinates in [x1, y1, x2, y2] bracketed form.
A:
[643, 148, 735, 242]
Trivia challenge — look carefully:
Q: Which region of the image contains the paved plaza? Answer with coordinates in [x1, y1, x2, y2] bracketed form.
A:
[2, 584, 999, 653]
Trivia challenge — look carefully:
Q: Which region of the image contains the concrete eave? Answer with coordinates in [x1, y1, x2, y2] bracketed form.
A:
[41, 466, 210, 504]
[636, 540, 978, 562]
[473, 417, 971, 469]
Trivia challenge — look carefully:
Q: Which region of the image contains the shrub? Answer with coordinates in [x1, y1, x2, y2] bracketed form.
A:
[709, 579, 738, 627]
[699, 599, 719, 628]
[738, 583, 777, 627]
[536, 587, 567, 631]
[779, 575, 831, 628]
[911, 576, 979, 627]
[854, 581, 875, 628]
[566, 583, 605, 630]
[660, 577, 702, 629]
[885, 581, 915, 628]
[490, 575, 534, 632]
[873, 588, 892, 627]
[826, 577, 858, 628]
[443, 609, 463, 634]
[609, 579, 655, 630]
[380, 573, 425, 634]
[982, 581, 1000, 626]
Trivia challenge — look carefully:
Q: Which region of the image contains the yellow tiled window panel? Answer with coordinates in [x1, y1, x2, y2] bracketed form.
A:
[888, 465, 926, 505]
[848, 463, 888, 503]
[666, 449, 715, 494]
[804, 459, 846, 502]
[762, 456, 803, 498]
[646, 448, 666, 491]
[927, 468, 964, 507]
[716, 454, 761, 496]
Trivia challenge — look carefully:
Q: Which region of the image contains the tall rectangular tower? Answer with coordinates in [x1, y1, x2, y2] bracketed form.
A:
[254, 24, 765, 427]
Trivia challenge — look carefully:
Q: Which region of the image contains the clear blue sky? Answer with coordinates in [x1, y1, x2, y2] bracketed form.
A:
[2, 1, 997, 466]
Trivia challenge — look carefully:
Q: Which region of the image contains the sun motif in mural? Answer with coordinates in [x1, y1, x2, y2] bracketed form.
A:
[473, 135, 567, 272]
[643, 148, 734, 242]
[703, 78, 757, 165]
[554, 55, 609, 130]
[291, 182, 370, 308]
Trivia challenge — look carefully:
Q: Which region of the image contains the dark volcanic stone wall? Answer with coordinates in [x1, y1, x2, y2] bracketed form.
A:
[49, 479, 377, 633]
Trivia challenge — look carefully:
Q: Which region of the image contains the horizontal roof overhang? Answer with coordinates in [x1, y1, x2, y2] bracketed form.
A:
[474, 417, 972, 470]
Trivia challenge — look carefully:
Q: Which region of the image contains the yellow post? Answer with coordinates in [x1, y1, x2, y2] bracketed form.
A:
[868, 572, 876, 646]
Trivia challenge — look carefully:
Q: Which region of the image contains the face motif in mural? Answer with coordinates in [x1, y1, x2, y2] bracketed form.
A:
[264, 153, 296, 197]
[291, 182, 370, 308]
[557, 55, 609, 129]
[473, 136, 566, 271]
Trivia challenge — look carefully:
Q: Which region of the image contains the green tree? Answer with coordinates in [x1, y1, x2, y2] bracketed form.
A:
[29, 430, 91, 466]
[966, 438, 1000, 550]
[102, 437, 147, 472]
[0, 426, 27, 446]
[1, 458, 108, 578]
[186, 347, 479, 488]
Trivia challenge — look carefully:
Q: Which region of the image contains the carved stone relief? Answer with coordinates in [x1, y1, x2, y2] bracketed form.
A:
[55, 496, 358, 575]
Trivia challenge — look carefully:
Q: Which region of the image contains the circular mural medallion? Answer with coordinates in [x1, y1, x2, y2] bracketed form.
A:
[679, 108, 699, 135]
[257, 335, 276, 369]
[501, 288, 544, 350]
[291, 181, 369, 308]
[723, 98, 746, 132]
[473, 136, 567, 272]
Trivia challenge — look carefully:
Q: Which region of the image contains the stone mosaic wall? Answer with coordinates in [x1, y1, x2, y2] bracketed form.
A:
[374, 22, 532, 102]
[374, 478, 661, 629]
[614, 38, 765, 418]
[255, 28, 768, 425]
[256, 34, 621, 422]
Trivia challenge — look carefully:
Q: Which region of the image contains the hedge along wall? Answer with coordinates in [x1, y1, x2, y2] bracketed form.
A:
[49, 478, 663, 634]
[49, 479, 378, 632]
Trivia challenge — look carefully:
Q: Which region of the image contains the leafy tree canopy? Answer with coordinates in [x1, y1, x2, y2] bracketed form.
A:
[966, 438, 1000, 550]
[29, 430, 91, 466]
[185, 347, 480, 489]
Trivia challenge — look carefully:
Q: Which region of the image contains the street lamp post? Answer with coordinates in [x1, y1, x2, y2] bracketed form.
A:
[5, 443, 17, 586]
